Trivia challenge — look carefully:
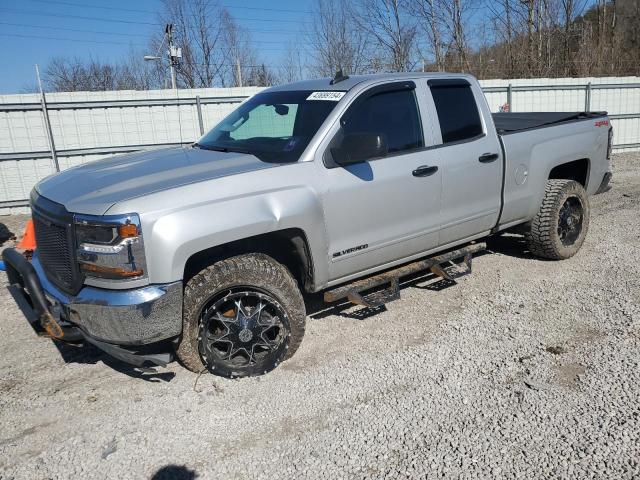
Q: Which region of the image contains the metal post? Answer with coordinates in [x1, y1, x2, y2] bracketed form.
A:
[507, 83, 513, 112]
[169, 63, 177, 90]
[35, 64, 60, 172]
[166, 24, 177, 90]
[195, 95, 204, 136]
[236, 59, 243, 88]
[585, 82, 592, 112]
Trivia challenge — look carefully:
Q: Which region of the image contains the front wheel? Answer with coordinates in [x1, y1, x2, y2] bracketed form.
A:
[525, 179, 590, 260]
[175, 254, 306, 377]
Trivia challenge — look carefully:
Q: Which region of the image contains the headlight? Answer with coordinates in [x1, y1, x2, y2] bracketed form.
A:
[75, 214, 147, 281]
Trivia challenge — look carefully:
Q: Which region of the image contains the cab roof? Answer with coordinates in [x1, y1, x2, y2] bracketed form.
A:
[265, 72, 472, 93]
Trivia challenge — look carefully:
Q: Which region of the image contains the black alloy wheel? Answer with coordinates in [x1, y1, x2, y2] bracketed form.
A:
[198, 288, 290, 376]
[557, 196, 584, 246]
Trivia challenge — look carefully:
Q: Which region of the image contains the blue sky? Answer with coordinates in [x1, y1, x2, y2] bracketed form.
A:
[0, 0, 313, 93]
[0, 0, 599, 94]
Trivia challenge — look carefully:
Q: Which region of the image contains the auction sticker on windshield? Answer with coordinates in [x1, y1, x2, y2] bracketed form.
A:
[307, 91, 346, 101]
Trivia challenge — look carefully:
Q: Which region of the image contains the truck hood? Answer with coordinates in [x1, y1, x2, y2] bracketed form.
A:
[36, 147, 276, 215]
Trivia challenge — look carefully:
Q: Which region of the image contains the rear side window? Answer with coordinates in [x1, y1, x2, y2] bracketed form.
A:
[430, 84, 483, 143]
[342, 89, 424, 154]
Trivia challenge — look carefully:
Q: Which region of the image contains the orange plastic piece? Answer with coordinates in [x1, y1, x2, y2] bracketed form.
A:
[118, 223, 138, 238]
[17, 219, 37, 251]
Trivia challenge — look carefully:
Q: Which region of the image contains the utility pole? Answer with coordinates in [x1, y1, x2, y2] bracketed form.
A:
[144, 25, 181, 89]
[236, 59, 243, 88]
[166, 24, 179, 89]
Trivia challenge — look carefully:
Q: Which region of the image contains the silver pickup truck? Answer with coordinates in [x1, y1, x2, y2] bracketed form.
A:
[3, 72, 613, 377]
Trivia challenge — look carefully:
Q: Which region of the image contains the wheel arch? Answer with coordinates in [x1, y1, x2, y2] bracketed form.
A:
[548, 158, 591, 189]
[183, 228, 316, 292]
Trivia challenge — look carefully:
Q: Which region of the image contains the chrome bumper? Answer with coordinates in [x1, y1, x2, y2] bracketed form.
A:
[32, 253, 183, 346]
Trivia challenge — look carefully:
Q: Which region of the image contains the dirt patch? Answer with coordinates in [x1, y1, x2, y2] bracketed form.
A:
[554, 363, 588, 389]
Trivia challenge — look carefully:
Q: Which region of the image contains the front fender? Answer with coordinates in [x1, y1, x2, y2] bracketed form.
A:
[141, 185, 328, 288]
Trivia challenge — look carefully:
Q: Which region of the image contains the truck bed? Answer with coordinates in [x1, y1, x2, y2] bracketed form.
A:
[496, 109, 610, 231]
[493, 112, 607, 134]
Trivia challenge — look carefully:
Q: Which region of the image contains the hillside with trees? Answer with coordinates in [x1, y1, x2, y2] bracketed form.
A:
[42, 0, 639, 91]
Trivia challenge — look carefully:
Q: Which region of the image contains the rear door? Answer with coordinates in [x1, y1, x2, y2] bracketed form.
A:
[426, 79, 503, 245]
[319, 81, 443, 282]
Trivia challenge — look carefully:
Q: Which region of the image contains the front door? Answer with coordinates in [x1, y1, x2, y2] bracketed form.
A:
[320, 82, 443, 282]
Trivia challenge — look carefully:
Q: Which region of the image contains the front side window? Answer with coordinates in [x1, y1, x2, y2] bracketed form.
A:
[342, 89, 424, 155]
[430, 83, 483, 143]
[197, 91, 341, 163]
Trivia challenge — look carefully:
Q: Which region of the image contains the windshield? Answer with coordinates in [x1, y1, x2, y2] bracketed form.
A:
[196, 90, 343, 163]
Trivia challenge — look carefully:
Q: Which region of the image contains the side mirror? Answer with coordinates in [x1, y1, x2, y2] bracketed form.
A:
[331, 133, 388, 166]
[273, 104, 289, 116]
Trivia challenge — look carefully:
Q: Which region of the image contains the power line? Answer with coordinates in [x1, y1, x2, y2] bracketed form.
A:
[0, 22, 297, 44]
[0, 8, 157, 26]
[223, 3, 313, 14]
[27, 0, 157, 15]
[0, 32, 146, 47]
[26, 0, 314, 15]
[0, 8, 307, 33]
[0, 7, 312, 25]
[0, 32, 298, 52]
[0, 22, 149, 37]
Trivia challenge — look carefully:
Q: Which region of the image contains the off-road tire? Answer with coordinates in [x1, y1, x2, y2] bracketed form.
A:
[525, 179, 590, 260]
[175, 253, 306, 377]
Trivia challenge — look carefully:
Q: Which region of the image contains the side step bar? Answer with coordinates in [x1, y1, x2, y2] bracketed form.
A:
[324, 242, 486, 308]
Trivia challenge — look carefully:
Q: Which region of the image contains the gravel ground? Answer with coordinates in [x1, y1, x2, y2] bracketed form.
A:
[0, 153, 638, 480]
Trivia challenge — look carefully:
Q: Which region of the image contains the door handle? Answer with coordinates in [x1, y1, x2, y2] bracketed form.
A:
[412, 165, 438, 177]
[479, 153, 499, 163]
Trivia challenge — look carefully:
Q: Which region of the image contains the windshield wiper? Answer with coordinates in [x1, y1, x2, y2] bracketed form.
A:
[192, 142, 222, 151]
[196, 144, 251, 155]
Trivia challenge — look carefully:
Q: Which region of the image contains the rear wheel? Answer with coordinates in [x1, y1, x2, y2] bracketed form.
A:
[525, 179, 590, 260]
[176, 253, 306, 377]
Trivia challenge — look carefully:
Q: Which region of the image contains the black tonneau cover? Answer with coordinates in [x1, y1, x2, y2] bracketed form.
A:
[493, 111, 607, 134]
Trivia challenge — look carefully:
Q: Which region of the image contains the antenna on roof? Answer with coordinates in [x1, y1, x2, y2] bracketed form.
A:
[330, 68, 349, 85]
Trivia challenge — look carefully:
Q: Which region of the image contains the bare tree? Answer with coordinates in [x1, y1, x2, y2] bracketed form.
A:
[522, 0, 536, 75]
[559, 0, 589, 75]
[117, 49, 165, 90]
[280, 43, 306, 83]
[537, 0, 562, 76]
[156, 0, 230, 87]
[43, 55, 160, 92]
[439, 0, 474, 72]
[352, 0, 418, 72]
[44, 57, 87, 91]
[220, 10, 259, 87]
[246, 64, 278, 87]
[485, 0, 515, 76]
[614, 0, 640, 75]
[308, 0, 371, 76]
[410, 0, 446, 71]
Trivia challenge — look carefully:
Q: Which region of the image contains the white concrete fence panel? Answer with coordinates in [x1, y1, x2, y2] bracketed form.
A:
[1, 77, 638, 214]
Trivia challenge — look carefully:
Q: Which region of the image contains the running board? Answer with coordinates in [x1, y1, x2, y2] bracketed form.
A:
[324, 242, 486, 308]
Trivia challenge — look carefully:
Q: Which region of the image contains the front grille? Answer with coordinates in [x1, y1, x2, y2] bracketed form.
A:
[31, 192, 83, 294]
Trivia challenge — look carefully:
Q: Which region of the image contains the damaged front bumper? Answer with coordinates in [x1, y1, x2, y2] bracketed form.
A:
[2, 248, 182, 368]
